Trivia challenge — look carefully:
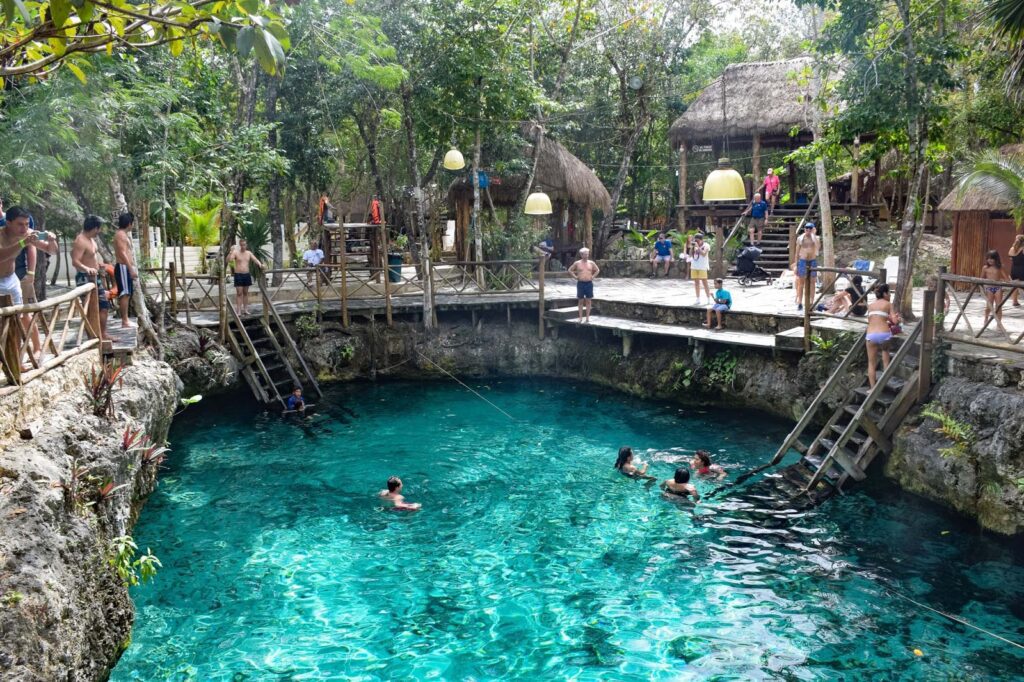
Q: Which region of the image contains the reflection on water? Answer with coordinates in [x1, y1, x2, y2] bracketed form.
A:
[112, 379, 1024, 680]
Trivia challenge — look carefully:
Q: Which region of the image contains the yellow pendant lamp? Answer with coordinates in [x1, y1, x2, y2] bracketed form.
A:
[524, 191, 553, 215]
[702, 158, 746, 202]
[443, 148, 466, 171]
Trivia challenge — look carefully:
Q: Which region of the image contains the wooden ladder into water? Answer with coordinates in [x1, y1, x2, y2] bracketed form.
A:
[767, 322, 925, 497]
[223, 280, 324, 408]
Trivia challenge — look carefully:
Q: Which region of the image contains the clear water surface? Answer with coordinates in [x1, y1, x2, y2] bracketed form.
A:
[112, 379, 1024, 681]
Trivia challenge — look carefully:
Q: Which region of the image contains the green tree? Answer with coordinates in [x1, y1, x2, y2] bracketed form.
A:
[956, 151, 1024, 227]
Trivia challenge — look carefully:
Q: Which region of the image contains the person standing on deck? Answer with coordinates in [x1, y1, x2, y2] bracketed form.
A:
[981, 250, 1009, 335]
[228, 239, 262, 316]
[685, 233, 712, 305]
[865, 283, 900, 387]
[741, 193, 769, 245]
[649, 232, 673, 278]
[568, 247, 599, 323]
[71, 215, 111, 340]
[794, 223, 820, 311]
[760, 168, 781, 214]
[302, 239, 325, 286]
[112, 212, 138, 329]
[1008, 234, 1024, 307]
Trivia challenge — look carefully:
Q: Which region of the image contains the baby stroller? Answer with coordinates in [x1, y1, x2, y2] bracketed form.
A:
[732, 244, 772, 286]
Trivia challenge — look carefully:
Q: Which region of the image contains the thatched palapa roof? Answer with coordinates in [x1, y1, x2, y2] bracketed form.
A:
[449, 133, 612, 213]
[669, 57, 816, 148]
[937, 144, 1024, 213]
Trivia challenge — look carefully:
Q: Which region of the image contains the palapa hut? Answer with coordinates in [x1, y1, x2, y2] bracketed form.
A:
[448, 134, 611, 262]
[938, 144, 1024, 278]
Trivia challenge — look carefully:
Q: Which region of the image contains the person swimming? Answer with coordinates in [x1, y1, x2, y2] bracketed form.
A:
[660, 468, 700, 502]
[378, 476, 422, 511]
[691, 450, 726, 479]
[614, 446, 656, 481]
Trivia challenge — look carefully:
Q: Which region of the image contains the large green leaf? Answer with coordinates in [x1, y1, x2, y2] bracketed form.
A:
[49, 0, 71, 26]
[236, 26, 255, 58]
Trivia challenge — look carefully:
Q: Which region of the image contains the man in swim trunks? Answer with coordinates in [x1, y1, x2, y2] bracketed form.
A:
[378, 476, 422, 511]
[113, 212, 138, 329]
[794, 222, 820, 311]
[71, 215, 111, 340]
[228, 238, 263, 316]
[0, 207, 45, 307]
[741, 192, 769, 244]
[649, 232, 673, 278]
[568, 247, 600, 323]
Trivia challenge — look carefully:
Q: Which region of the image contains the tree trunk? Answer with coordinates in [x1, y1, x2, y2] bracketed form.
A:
[597, 116, 647, 255]
[355, 110, 387, 201]
[400, 83, 433, 329]
[265, 75, 283, 285]
[471, 127, 483, 269]
[810, 7, 836, 288]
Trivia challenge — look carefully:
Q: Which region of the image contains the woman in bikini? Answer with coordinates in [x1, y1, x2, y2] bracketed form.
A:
[690, 450, 726, 479]
[660, 468, 700, 503]
[981, 250, 1009, 334]
[614, 446, 656, 481]
[865, 283, 900, 388]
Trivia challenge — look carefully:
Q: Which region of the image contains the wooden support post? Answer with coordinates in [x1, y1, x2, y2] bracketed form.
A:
[0, 294, 20, 385]
[140, 202, 151, 266]
[873, 157, 882, 205]
[622, 331, 633, 358]
[341, 254, 349, 328]
[168, 262, 177, 316]
[787, 159, 797, 205]
[918, 288, 936, 402]
[506, 303, 511, 328]
[217, 268, 226, 343]
[538, 255, 546, 340]
[713, 221, 724, 279]
[936, 266, 947, 327]
[584, 206, 593, 251]
[851, 136, 861, 204]
[315, 266, 323, 322]
[803, 269, 813, 352]
[751, 133, 762, 193]
[677, 142, 688, 230]
[86, 285, 102, 356]
[382, 229, 393, 328]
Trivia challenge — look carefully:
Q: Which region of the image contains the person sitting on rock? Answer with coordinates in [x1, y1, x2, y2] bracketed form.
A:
[702, 278, 732, 330]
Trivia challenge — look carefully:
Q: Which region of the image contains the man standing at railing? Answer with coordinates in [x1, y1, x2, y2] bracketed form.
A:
[794, 222, 820, 312]
[568, 247, 600, 324]
[0, 206, 43, 306]
[228, 238, 263, 316]
[71, 215, 110, 340]
[113, 212, 138, 329]
[302, 239, 325, 286]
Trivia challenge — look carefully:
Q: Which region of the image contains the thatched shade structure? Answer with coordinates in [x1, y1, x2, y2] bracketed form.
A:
[938, 145, 1023, 279]
[667, 57, 859, 224]
[448, 134, 611, 260]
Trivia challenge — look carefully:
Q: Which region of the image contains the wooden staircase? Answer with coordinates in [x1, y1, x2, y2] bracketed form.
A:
[223, 282, 323, 408]
[768, 322, 924, 496]
[728, 196, 819, 278]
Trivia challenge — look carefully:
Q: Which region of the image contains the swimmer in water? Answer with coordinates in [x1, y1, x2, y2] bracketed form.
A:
[691, 450, 726, 480]
[660, 468, 700, 502]
[614, 446, 656, 481]
[378, 476, 422, 511]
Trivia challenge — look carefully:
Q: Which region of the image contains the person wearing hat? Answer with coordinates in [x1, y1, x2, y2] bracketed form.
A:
[71, 215, 111, 339]
[685, 233, 712, 305]
[794, 222, 820, 310]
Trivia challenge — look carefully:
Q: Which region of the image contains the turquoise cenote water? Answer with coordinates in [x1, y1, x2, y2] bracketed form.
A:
[112, 379, 1024, 680]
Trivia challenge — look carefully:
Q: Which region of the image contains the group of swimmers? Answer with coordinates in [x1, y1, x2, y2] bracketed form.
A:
[377, 448, 725, 513]
[614, 446, 725, 503]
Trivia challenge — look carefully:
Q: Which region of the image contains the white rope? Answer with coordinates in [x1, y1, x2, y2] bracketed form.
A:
[888, 588, 1024, 651]
[413, 349, 516, 421]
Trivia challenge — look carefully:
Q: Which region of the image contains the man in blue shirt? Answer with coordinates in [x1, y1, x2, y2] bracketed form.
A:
[285, 386, 305, 412]
[703, 278, 733, 330]
[741, 193, 770, 245]
[649, 232, 673, 278]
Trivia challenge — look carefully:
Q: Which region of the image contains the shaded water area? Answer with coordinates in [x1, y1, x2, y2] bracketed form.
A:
[112, 379, 1024, 680]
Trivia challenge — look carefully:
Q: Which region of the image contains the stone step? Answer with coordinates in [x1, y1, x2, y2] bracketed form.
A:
[547, 305, 596, 321]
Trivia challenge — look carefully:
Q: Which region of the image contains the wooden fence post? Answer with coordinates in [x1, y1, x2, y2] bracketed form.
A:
[918, 288, 936, 402]
[803, 269, 813, 352]
[341, 256, 349, 329]
[314, 266, 323, 322]
[86, 284, 104, 359]
[0, 294, 20, 385]
[168, 262, 177, 316]
[936, 265, 947, 330]
[217, 270, 226, 343]
[538, 256, 546, 340]
[381, 226, 393, 327]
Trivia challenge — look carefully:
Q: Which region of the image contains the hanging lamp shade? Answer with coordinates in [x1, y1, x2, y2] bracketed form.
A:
[443, 148, 466, 171]
[702, 158, 746, 202]
[524, 191, 553, 215]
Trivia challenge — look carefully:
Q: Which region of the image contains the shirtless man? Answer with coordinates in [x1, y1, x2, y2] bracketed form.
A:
[228, 238, 262, 316]
[568, 247, 600, 323]
[71, 215, 111, 339]
[378, 476, 421, 511]
[794, 222, 820, 311]
[1, 206, 57, 361]
[112, 212, 138, 329]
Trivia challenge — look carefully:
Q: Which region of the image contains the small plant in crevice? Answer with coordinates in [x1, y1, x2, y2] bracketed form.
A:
[121, 426, 146, 452]
[338, 342, 355, 364]
[669, 352, 737, 393]
[94, 478, 127, 506]
[192, 331, 217, 357]
[670, 360, 695, 391]
[1, 591, 24, 607]
[51, 458, 94, 512]
[808, 332, 856, 361]
[295, 313, 321, 342]
[83, 362, 125, 418]
[140, 443, 171, 468]
[921, 403, 975, 459]
[1016, 478, 1024, 494]
[109, 536, 161, 587]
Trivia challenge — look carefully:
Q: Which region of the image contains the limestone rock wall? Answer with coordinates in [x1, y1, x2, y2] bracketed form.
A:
[0, 353, 180, 682]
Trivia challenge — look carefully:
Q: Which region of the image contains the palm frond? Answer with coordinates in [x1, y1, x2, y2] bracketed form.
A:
[955, 151, 1024, 211]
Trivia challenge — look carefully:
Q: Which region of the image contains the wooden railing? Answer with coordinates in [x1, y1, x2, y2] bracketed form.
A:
[936, 268, 1024, 353]
[801, 265, 886, 350]
[0, 283, 103, 395]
